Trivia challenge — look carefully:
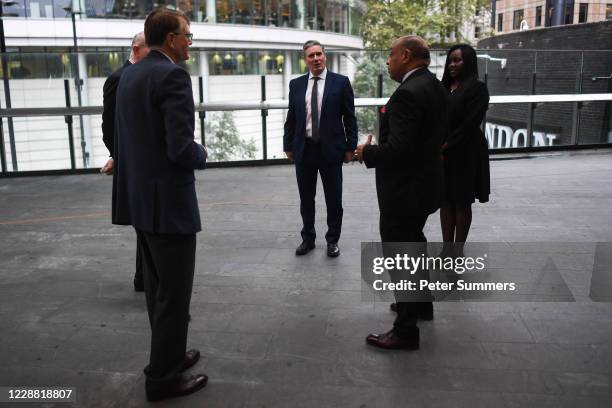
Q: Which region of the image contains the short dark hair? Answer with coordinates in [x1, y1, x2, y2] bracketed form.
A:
[442, 44, 479, 90]
[303, 40, 325, 55]
[145, 8, 189, 47]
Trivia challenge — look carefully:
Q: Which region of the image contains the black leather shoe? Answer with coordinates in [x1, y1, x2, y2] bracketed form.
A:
[327, 243, 340, 257]
[389, 303, 434, 321]
[180, 349, 200, 372]
[366, 330, 419, 350]
[146, 374, 208, 402]
[295, 241, 315, 256]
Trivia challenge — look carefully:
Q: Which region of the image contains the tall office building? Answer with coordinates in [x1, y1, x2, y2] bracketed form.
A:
[491, 0, 612, 33]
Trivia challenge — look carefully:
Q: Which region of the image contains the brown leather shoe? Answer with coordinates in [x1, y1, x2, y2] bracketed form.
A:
[146, 373, 208, 402]
[180, 349, 200, 372]
[366, 330, 419, 350]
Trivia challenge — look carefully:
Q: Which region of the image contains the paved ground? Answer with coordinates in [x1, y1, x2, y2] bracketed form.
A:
[1, 149, 612, 407]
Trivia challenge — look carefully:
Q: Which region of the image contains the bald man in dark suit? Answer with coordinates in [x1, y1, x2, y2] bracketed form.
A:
[356, 35, 448, 350]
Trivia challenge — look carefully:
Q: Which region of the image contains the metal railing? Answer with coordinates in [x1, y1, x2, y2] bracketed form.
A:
[0, 78, 611, 175]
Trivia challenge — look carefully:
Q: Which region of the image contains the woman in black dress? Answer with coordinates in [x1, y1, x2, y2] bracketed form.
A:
[440, 44, 490, 257]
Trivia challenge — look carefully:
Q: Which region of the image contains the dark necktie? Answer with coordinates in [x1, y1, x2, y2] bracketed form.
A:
[311, 77, 320, 143]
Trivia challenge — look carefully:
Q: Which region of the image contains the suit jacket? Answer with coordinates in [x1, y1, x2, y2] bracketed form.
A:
[102, 60, 131, 156]
[112, 50, 207, 234]
[363, 68, 448, 217]
[283, 70, 357, 164]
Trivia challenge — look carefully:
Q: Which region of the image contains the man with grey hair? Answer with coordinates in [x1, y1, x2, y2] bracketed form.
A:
[100, 31, 150, 292]
[356, 35, 448, 350]
[284, 40, 357, 258]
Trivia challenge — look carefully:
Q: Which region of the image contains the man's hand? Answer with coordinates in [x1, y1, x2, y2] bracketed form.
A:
[343, 151, 353, 163]
[355, 134, 373, 163]
[285, 151, 294, 162]
[100, 158, 114, 175]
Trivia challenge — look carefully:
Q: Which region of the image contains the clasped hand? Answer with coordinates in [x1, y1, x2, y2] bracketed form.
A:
[354, 134, 373, 163]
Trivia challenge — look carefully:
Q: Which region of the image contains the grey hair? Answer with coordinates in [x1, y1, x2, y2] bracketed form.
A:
[303, 40, 325, 55]
[131, 31, 146, 47]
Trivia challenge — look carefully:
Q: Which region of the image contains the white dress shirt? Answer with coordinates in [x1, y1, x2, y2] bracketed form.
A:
[305, 68, 327, 139]
[401, 66, 425, 83]
[155, 48, 175, 64]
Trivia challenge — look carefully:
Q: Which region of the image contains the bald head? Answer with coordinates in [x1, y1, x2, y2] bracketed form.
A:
[394, 35, 430, 65]
[131, 32, 146, 47]
[130, 31, 150, 63]
[386, 35, 430, 82]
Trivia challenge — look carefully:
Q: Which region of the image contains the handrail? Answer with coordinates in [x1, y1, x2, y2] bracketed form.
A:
[1, 94, 611, 118]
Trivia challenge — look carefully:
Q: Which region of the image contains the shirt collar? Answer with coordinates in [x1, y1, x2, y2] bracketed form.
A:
[401, 66, 425, 83]
[153, 48, 176, 64]
[309, 67, 327, 81]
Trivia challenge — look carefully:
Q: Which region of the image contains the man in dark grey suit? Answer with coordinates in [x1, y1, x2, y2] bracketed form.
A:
[113, 9, 208, 401]
[356, 35, 448, 350]
[100, 31, 149, 292]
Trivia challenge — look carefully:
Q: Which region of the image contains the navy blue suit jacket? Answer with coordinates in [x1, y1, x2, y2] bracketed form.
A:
[283, 70, 357, 164]
[112, 50, 207, 234]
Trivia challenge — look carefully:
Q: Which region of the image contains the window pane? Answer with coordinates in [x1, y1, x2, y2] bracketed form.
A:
[579, 3, 588, 23]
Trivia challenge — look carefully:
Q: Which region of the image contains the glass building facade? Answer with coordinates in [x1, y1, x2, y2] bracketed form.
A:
[0, 49, 325, 79]
[2, 0, 365, 36]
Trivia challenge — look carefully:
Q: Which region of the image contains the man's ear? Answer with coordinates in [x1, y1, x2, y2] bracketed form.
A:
[403, 48, 412, 64]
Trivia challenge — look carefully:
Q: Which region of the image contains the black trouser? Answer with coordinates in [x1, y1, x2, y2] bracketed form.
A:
[133, 234, 143, 286]
[295, 140, 343, 245]
[379, 213, 432, 339]
[136, 229, 196, 390]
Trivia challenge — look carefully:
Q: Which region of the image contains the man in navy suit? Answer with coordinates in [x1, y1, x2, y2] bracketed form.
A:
[283, 40, 357, 258]
[100, 31, 149, 292]
[113, 9, 208, 401]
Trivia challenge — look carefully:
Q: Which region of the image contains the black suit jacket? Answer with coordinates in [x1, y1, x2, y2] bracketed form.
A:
[102, 60, 131, 156]
[283, 70, 357, 164]
[363, 68, 448, 217]
[112, 50, 207, 234]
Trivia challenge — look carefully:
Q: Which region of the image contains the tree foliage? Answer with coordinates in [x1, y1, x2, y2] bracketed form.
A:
[362, 0, 490, 49]
[352, 53, 395, 139]
[205, 111, 257, 161]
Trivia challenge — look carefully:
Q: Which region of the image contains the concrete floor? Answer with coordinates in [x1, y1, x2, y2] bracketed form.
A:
[1, 149, 612, 407]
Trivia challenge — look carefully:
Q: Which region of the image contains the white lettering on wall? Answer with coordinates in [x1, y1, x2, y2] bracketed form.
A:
[485, 122, 558, 148]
